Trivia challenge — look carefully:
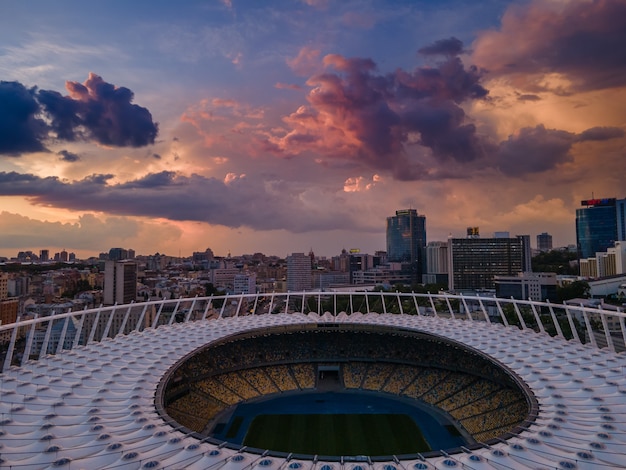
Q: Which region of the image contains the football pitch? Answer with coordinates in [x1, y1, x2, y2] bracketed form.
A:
[244, 413, 430, 456]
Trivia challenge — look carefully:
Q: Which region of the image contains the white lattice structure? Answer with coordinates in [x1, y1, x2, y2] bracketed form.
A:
[1, 292, 626, 469]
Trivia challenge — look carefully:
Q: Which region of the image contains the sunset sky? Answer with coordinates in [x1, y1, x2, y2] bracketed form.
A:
[1, 0, 625, 259]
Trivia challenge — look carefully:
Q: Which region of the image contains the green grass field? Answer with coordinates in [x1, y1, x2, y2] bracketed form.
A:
[243, 413, 430, 456]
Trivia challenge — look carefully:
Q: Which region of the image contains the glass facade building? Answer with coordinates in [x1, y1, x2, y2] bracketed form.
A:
[576, 199, 618, 259]
[386, 209, 426, 276]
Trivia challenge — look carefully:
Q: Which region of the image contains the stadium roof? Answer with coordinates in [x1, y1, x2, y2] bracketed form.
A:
[1, 293, 626, 469]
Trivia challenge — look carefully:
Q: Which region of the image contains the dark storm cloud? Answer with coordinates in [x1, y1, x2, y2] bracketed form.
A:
[0, 171, 359, 233]
[473, 0, 626, 92]
[58, 149, 80, 162]
[43, 73, 159, 147]
[497, 125, 576, 176]
[577, 126, 625, 142]
[0, 81, 47, 155]
[292, 45, 489, 179]
[418, 37, 465, 57]
[517, 94, 541, 102]
[0, 74, 158, 156]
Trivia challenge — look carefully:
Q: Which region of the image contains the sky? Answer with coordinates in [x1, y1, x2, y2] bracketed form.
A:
[0, 0, 625, 259]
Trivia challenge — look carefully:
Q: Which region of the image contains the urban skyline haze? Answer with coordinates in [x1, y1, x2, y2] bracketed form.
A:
[1, 0, 625, 259]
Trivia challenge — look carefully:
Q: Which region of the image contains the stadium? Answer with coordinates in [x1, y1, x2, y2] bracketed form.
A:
[1, 291, 626, 469]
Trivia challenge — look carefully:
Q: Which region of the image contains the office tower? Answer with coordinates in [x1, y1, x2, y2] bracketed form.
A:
[109, 247, 129, 261]
[39, 249, 49, 262]
[386, 209, 427, 276]
[575, 197, 626, 259]
[618, 199, 626, 242]
[448, 236, 530, 291]
[287, 253, 312, 292]
[537, 232, 553, 252]
[103, 260, 138, 305]
[424, 241, 449, 285]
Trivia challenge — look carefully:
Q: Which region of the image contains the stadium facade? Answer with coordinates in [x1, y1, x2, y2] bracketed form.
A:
[1, 291, 626, 469]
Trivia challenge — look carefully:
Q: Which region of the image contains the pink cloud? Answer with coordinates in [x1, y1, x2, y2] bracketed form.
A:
[287, 46, 322, 77]
[472, 0, 626, 92]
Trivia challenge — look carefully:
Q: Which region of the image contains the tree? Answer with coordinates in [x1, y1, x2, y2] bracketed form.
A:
[557, 281, 590, 303]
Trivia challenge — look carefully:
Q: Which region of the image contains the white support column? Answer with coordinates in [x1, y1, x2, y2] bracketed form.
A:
[185, 296, 198, 322]
[460, 295, 472, 321]
[87, 308, 102, 344]
[219, 296, 227, 318]
[582, 307, 597, 348]
[397, 292, 404, 315]
[512, 300, 528, 330]
[21, 315, 38, 366]
[152, 301, 166, 329]
[136, 303, 149, 332]
[546, 300, 564, 339]
[286, 293, 291, 315]
[118, 302, 135, 336]
[428, 293, 438, 318]
[349, 293, 354, 315]
[253, 294, 260, 316]
[495, 299, 509, 327]
[102, 304, 117, 339]
[563, 303, 581, 343]
[365, 292, 370, 314]
[202, 296, 214, 320]
[56, 312, 72, 354]
[381, 292, 387, 314]
[598, 305, 614, 352]
[478, 298, 491, 323]
[268, 293, 275, 316]
[169, 299, 182, 325]
[73, 310, 86, 349]
[39, 317, 54, 359]
[3, 317, 21, 372]
[529, 300, 544, 334]
[445, 296, 456, 320]
[235, 293, 243, 317]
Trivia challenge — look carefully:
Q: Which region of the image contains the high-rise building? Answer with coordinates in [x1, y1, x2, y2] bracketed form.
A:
[386, 209, 427, 276]
[537, 232, 553, 252]
[618, 199, 626, 242]
[576, 198, 623, 259]
[109, 247, 129, 261]
[104, 260, 138, 305]
[39, 249, 49, 262]
[287, 253, 312, 292]
[448, 235, 531, 291]
[423, 241, 449, 285]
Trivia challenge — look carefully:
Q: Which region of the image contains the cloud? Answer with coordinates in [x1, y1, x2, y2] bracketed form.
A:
[472, 0, 626, 93]
[0, 81, 47, 155]
[0, 170, 362, 233]
[58, 149, 80, 162]
[287, 46, 322, 76]
[577, 126, 625, 142]
[0, 211, 182, 253]
[418, 37, 465, 57]
[496, 125, 576, 176]
[0, 74, 158, 156]
[267, 46, 490, 178]
[275, 82, 302, 90]
[40, 73, 159, 147]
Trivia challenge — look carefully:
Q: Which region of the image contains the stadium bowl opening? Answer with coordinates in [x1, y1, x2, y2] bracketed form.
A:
[157, 323, 537, 459]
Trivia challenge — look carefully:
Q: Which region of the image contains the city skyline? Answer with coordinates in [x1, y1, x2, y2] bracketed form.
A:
[1, 0, 625, 259]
